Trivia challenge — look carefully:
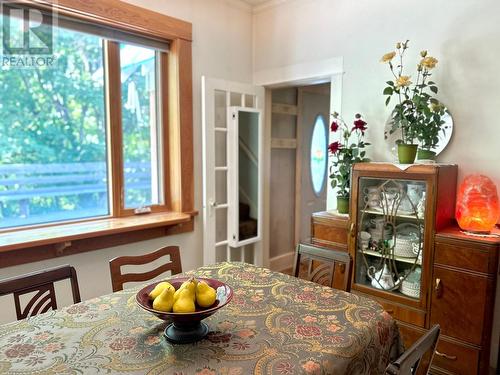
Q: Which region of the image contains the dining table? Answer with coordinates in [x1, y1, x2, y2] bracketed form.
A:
[0, 262, 402, 374]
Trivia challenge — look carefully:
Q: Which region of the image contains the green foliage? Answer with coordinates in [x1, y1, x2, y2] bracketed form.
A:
[0, 28, 155, 224]
[329, 114, 370, 198]
[0, 29, 106, 164]
[381, 40, 447, 149]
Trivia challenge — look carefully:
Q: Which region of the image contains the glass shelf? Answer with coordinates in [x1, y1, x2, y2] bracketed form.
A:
[359, 249, 421, 265]
[360, 209, 422, 220]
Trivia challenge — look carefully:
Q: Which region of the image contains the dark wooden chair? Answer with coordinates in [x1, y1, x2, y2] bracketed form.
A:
[0, 264, 81, 320]
[293, 243, 352, 292]
[109, 246, 182, 292]
[386, 324, 441, 375]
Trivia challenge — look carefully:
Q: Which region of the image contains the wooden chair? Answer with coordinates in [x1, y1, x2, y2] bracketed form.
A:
[293, 243, 352, 292]
[109, 246, 182, 292]
[0, 265, 81, 320]
[385, 324, 441, 375]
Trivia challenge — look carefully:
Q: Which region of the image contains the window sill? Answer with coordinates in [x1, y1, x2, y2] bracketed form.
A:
[0, 212, 196, 268]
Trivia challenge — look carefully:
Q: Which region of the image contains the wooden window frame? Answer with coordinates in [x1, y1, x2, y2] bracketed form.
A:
[0, 0, 195, 267]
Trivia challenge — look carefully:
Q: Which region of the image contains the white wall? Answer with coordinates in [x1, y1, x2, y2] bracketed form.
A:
[254, 0, 500, 367]
[254, 0, 500, 189]
[0, 0, 254, 324]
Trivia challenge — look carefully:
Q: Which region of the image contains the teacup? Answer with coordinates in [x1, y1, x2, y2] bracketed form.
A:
[363, 186, 380, 195]
[370, 217, 385, 231]
[364, 198, 381, 209]
[359, 231, 371, 250]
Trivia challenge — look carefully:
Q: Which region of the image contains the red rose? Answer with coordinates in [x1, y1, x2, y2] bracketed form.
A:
[330, 121, 339, 132]
[352, 119, 367, 134]
[328, 141, 342, 154]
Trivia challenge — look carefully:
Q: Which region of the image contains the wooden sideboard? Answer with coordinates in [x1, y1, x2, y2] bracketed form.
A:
[312, 212, 499, 374]
[311, 211, 349, 252]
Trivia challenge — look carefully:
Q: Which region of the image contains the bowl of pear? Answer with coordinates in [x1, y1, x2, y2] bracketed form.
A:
[135, 277, 233, 343]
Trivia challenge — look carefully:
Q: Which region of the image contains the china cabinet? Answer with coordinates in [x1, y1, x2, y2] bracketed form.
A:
[349, 163, 457, 317]
[311, 163, 499, 373]
[345, 163, 500, 374]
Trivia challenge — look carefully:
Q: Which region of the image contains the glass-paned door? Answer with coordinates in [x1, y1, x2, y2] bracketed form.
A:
[354, 177, 427, 300]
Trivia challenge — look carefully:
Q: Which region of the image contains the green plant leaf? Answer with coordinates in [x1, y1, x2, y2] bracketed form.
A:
[386, 81, 394, 86]
[430, 86, 438, 94]
[383, 87, 393, 95]
[385, 96, 391, 106]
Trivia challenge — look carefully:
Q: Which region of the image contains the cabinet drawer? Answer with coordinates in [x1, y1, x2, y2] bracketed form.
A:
[430, 267, 488, 345]
[431, 337, 480, 375]
[354, 291, 426, 327]
[311, 222, 348, 249]
[434, 241, 494, 274]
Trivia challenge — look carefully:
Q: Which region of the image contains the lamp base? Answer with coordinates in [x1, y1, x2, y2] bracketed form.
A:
[460, 230, 500, 238]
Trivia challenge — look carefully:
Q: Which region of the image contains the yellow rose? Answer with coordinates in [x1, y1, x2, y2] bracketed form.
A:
[396, 75, 412, 87]
[420, 56, 438, 69]
[381, 51, 396, 63]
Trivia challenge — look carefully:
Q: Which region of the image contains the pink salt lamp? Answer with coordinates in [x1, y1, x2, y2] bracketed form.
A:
[455, 174, 499, 233]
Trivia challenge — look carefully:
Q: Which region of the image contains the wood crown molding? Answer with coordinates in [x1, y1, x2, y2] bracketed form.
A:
[25, 0, 192, 41]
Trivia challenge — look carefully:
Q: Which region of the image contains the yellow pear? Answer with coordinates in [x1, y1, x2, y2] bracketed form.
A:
[172, 288, 196, 313]
[173, 278, 197, 302]
[196, 281, 217, 308]
[149, 281, 174, 300]
[152, 285, 175, 312]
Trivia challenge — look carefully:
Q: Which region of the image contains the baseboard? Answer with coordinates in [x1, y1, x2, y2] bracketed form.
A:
[269, 251, 295, 272]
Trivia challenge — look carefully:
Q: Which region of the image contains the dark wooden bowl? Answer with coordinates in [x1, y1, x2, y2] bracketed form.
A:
[136, 277, 233, 344]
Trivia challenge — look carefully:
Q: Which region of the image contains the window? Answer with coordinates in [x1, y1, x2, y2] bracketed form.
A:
[310, 115, 328, 196]
[0, 1, 193, 235]
[120, 44, 163, 208]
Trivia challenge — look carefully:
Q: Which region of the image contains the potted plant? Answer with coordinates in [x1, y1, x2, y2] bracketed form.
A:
[329, 112, 370, 214]
[416, 100, 448, 160]
[381, 40, 445, 163]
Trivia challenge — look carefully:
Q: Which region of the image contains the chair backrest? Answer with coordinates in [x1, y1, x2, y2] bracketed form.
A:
[386, 324, 441, 375]
[0, 264, 81, 320]
[109, 246, 182, 292]
[293, 243, 352, 292]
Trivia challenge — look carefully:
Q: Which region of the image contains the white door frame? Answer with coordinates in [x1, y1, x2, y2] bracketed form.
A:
[255, 57, 344, 269]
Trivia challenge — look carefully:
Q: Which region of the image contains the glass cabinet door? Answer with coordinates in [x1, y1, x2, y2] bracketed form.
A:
[354, 177, 426, 299]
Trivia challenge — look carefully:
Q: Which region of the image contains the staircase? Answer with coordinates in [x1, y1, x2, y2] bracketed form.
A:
[239, 202, 257, 240]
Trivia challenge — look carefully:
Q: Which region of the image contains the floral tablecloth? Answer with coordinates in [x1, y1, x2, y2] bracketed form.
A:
[0, 262, 402, 374]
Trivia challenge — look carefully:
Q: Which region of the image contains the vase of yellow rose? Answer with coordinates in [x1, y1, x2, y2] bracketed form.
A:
[381, 40, 444, 164]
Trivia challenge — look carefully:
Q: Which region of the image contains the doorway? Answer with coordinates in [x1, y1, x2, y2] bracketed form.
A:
[268, 83, 331, 271]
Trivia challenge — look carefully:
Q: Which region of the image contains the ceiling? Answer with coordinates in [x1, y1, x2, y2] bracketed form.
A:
[239, 0, 272, 6]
